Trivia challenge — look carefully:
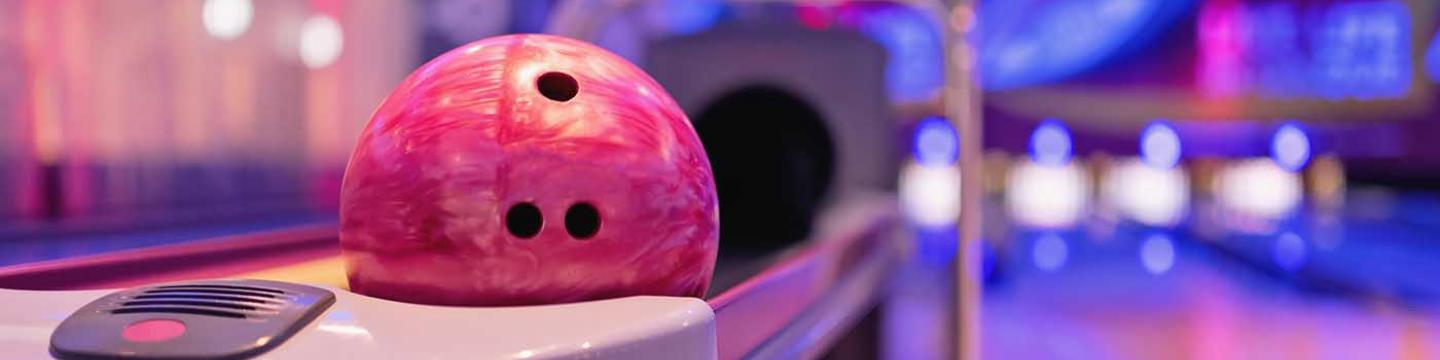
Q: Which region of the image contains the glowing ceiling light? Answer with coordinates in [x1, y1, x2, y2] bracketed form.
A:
[202, 0, 253, 40]
[913, 117, 959, 167]
[1029, 119, 1073, 166]
[1140, 121, 1181, 169]
[1032, 233, 1069, 272]
[1271, 123, 1311, 171]
[978, 0, 1173, 90]
[300, 15, 344, 69]
[1105, 159, 1188, 226]
[1217, 159, 1303, 219]
[1199, 1, 1411, 99]
[900, 163, 961, 228]
[1006, 161, 1089, 228]
[852, 4, 945, 102]
[1140, 233, 1176, 275]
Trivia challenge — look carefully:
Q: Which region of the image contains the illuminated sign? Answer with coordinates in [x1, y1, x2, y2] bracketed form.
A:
[1198, 0, 1413, 100]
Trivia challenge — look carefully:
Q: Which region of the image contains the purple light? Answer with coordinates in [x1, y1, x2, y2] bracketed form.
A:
[1272, 232, 1307, 272]
[1140, 233, 1176, 275]
[1197, 0, 1412, 100]
[1140, 121, 1181, 169]
[979, 0, 1175, 90]
[912, 117, 959, 167]
[1271, 122, 1311, 171]
[1029, 119, 1072, 166]
[1032, 233, 1068, 271]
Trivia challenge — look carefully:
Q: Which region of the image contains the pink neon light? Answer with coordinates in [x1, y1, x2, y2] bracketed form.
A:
[796, 6, 834, 30]
[1197, 0, 1249, 99]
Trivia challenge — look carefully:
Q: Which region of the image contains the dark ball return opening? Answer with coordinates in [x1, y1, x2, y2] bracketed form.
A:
[694, 85, 837, 295]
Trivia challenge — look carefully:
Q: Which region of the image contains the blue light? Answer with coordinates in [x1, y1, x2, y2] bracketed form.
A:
[913, 117, 959, 167]
[1029, 119, 1072, 166]
[1428, 29, 1440, 83]
[852, 5, 945, 102]
[1140, 233, 1176, 275]
[1271, 122, 1311, 171]
[642, 0, 724, 36]
[1200, 0, 1412, 100]
[1139, 121, 1181, 169]
[978, 0, 1180, 90]
[1243, 3, 1307, 98]
[1032, 233, 1068, 272]
[1311, 1, 1411, 100]
[915, 226, 958, 266]
[982, 241, 997, 281]
[1272, 232, 1307, 272]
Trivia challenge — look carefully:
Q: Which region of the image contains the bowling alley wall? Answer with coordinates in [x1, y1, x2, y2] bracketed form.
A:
[0, 1, 415, 226]
[0, 0, 957, 246]
[980, 0, 1440, 187]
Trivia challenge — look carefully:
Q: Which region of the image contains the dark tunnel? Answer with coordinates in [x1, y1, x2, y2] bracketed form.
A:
[694, 85, 836, 255]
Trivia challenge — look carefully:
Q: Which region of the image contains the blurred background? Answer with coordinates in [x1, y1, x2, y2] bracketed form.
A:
[4, 0, 1440, 359]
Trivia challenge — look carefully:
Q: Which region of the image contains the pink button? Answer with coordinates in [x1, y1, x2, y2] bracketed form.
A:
[122, 319, 186, 343]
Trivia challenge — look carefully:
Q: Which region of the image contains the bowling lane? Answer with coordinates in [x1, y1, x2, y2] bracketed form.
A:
[0, 212, 334, 267]
[982, 200, 1440, 359]
[1199, 191, 1440, 305]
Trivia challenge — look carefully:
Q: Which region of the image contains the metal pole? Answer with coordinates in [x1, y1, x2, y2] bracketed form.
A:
[942, 2, 981, 360]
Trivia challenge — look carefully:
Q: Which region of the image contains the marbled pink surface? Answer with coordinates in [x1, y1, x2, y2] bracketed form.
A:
[340, 35, 718, 306]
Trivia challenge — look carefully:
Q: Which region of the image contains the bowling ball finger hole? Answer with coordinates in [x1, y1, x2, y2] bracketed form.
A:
[565, 203, 601, 240]
[536, 72, 579, 102]
[505, 203, 543, 239]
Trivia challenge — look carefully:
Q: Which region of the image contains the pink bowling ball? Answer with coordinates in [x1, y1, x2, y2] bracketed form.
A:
[340, 34, 719, 306]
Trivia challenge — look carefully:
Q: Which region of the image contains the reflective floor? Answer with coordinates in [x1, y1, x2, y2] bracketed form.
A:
[983, 191, 1440, 359]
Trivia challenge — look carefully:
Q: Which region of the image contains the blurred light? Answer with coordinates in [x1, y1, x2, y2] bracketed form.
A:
[1196, 0, 1245, 97]
[849, 4, 945, 102]
[1105, 159, 1188, 226]
[300, 15, 344, 69]
[1198, 1, 1412, 99]
[913, 117, 959, 167]
[203, 0, 253, 40]
[1006, 162, 1088, 228]
[1032, 234, 1068, 272]
[1140, 233, 1176, 275]
[1271, 123, 1311, 171]
[900, 163, 961, 228]
[1272, 232, 1307, 272]
[1029, 119, 1072, 166]
[317, 324, 372, 338]
[796, 6, 833, 30]
[1307, 155, 1347, 209]
[1428, 29, 1440, 83]
[642, 0, 724, 35]
[1313, 1, 1411, 100]
[1140, 121, 1181, 169]
[978, 0, 1174, 90]
[1217, 159, 1302, 219]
